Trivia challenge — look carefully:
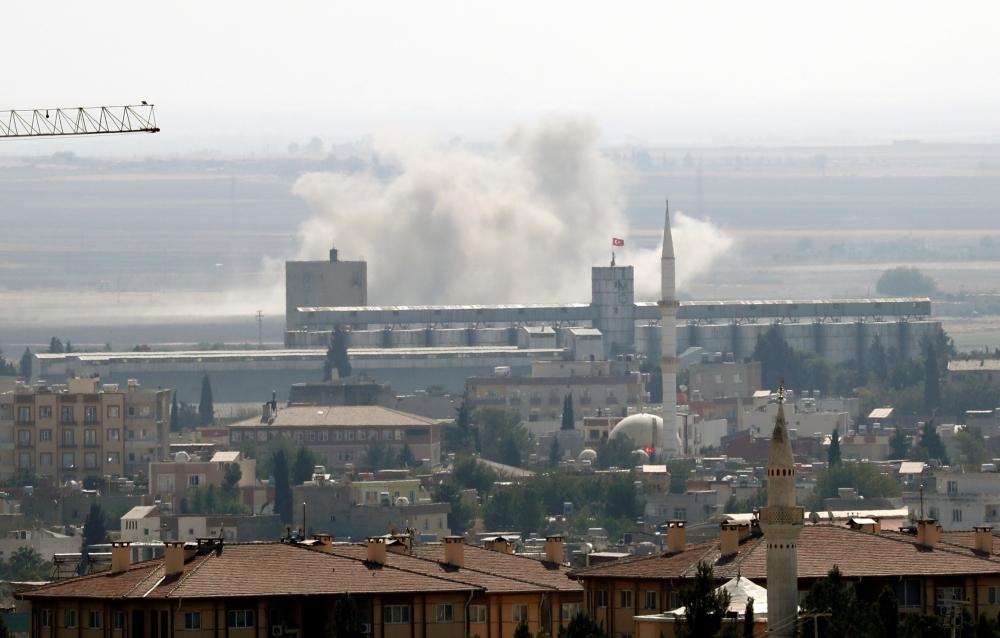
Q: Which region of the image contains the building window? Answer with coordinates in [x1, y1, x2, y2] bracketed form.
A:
[470, 605, 487, 623]
[937, 587, 963, 608]
[39, 406, 52, 420]
[948, 481, 959, 494]
[358, 430, 366, 441]
[669, 592, 680, 610]
[189, 475, 201, 487]
[185, 612, 202, 629]
[61, 407, 74, 423]
[40, 429, 52, 441]
[107, 405, 120, 418]
[231, 431, 241, 443]
[18, 454, 30, 469]
[512, 605, 529, 623]
[85, 452, 98, 469]
[953, 509, 963, 523]
[228, 610, 254, 628]
[84, 406, 98, 423]
[17, 407, 31, 423]
[18, 430, 31, 446]
[128, 407, 135, 416]
[396, 429, 404, 440]
[321, 430, 329, 441]
[673, 508, 687, 520]
[308, 431, 316, 442]
[645, 591, 658, 609]
[562, 603, 583, 622]
[42, 609, 51, 627]
[620, 590, 632, 609]
[114, 612, 123, 630]
[336, 430, 344, 441]
[295, 431, 303, 442]
[596, 590, 608, 608]
[108, 452, 120, 465]
[40, 453, 52, 466]
[65, 609, 77, 628]
[384, 606, 410, 624]
[89, 610, 100, 628]
[383, 430, 392, 440]
[85, 429, 97, 446]
[436, 604, 454, 623]
[929, 507, 939, 520]
[62, 453, 75, 470]
[107, 429, 120, 441]
[62, 429, 74, 445]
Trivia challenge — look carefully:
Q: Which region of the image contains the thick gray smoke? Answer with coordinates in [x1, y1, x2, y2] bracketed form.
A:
[292, 117, 730, 305]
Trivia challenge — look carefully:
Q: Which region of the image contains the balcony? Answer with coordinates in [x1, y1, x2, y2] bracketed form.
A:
[16, 443, 33, 449]
[508, 398, 522, 406]
[16, 421, 34, 426]
[60, 443, 78, 449]
[605, 397, 619, 405]
[60, 421, 78, 426]
[579, 398, 592, 406]
[547, 397, 561, 406]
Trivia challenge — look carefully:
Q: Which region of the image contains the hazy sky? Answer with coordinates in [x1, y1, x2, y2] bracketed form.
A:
[4, 1, 1000, 151]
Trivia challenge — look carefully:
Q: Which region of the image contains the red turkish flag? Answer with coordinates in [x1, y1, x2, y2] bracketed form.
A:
[612, 238, 624, 246]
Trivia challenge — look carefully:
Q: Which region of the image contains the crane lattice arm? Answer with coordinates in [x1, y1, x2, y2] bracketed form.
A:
[0, 104, 158, 138]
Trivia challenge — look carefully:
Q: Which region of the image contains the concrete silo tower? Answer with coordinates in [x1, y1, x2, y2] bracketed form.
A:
[658, 202, 680, 458]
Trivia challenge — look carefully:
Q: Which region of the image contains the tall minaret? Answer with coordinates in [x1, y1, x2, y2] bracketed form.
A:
[658, 201, 680, 458]
[759, 385, 803, 638]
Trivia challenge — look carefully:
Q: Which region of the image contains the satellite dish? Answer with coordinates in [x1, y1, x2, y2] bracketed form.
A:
[388, 524, 400, 535]
[809, 512, 820, 524]
[827, 511, 836, 523]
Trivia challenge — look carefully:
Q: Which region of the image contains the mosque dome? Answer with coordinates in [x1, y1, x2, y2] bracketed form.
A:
[608, 413, 663, 449]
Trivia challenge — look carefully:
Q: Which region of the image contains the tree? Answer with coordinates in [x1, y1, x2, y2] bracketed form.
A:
[828, 429, 841, 466]
[442, 396, 477, 455]
[293, 446, 317, 485]
[677, 561, 730, 638]
[800, 565, 879, 637]
[170, 392, 180, 432]
[890, 428, 909, 460]
[82, 502, 108, 548]
[477, 408, 532, 466]
[324, 325, 352, 381]
[328, 594, 363, 638]
[877, 586, 899, 638]
[433, 482, 475, 534]
[499, 433, 523, 468]
[48, 337, 63, 354]
[924, 345, 942, 415]
[273, 449, 293, 524]
[4, 546, 50, 581]
[876, 266, 937, 297]
[561, 393, 575, 430]
[557, 612, 604, 638]
[0, 614, 11, 638]
[804, 462, 901, 511]
[915, 421, 948, 464]
[64, 340, 73, 353]
[453, 456, 497, 495]
[549, 436, 562, 467]
[362, 437, 398, 472]
[198, 374, 215, 426]
[869, 337, 888, 386]
[223, 463, 243, 489]
[743, 597, 754, 638]
[19, 348, 31, 379]
[398, 443, 415, 468]
[425, 384, 449, 397]
[596, 434, 634, 470]
[514, 621, 531, 638]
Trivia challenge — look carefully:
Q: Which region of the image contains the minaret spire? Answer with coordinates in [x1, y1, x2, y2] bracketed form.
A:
[658, 199, 680, 458]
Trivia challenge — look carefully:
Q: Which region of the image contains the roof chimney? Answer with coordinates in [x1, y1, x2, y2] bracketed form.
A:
[975, 526, 994, 553]
[330, 247, 339, 262]
[312, 534, 335, 553]
[720, 524, 740, 557]
[484, 536, 515, 554]
[666, 520, 686, 553]
[366, 537, 387, 564]
[111, 541, 131, 573]
[545, 535, 564, 564]
[443, 536, 465, 568]
[917, 519, 941, 548]
[164, 541, 186, 578]
[388, 534, 412, 556]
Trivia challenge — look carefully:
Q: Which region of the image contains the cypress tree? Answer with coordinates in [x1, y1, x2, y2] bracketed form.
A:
[273, 449, 293, 524]
[549, 436, 562, 467]
[828, 429, 841, 466]
[82, 502, 108, 548]
[924, 344, 942, 415]
[198, 374, 215, 425]
[743, 596, 754, 638]
[561, 393, 575, 430]
[19, 347, 32, 380]
[170, 392, 180, 432]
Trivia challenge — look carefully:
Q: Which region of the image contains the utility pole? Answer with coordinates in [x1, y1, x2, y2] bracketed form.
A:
[256, 311, 264, 347]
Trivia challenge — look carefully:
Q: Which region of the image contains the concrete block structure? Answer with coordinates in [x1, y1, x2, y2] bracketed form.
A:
[285, 248, 367, 330]
[688, 356, 762, 400]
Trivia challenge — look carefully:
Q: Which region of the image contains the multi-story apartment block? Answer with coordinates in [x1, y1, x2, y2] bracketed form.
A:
[467, 359, 644, 424]
[0, 377, 169, 483]
[687, 354, 762, 400]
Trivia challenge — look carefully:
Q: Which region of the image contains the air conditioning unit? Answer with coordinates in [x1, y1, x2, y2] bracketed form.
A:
[272, 626, 282, 637]
[361, 623, 372, 634]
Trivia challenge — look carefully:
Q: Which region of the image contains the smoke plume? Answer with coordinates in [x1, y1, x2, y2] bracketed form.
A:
[292, 117, 730, 304]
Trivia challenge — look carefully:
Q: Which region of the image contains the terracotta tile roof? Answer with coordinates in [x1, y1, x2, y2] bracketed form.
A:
[410, 545, 581, 592]
[231, 406, 440, 429]
[22, 543, 475, 600]
[571, 526, 1000, 583]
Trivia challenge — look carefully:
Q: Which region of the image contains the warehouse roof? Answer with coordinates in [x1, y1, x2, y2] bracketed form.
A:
[948, 360, 1000, 371]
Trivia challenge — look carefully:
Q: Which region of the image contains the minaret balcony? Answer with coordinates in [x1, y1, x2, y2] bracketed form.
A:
[759, 506, 804, 526]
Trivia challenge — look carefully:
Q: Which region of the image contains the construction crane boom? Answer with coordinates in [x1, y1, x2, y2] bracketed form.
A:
[0, 104, 158, 139]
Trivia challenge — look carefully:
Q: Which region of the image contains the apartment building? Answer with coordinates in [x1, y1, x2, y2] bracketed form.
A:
[904, 470, 1000, 531]
[229, 405, 442, 471]
[467, 359, 644, 424]
[19, 535, 582, 638]
[0, 378, 169, 483]
[687, 354, 762, 400]
[148, 451, 256, 496]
